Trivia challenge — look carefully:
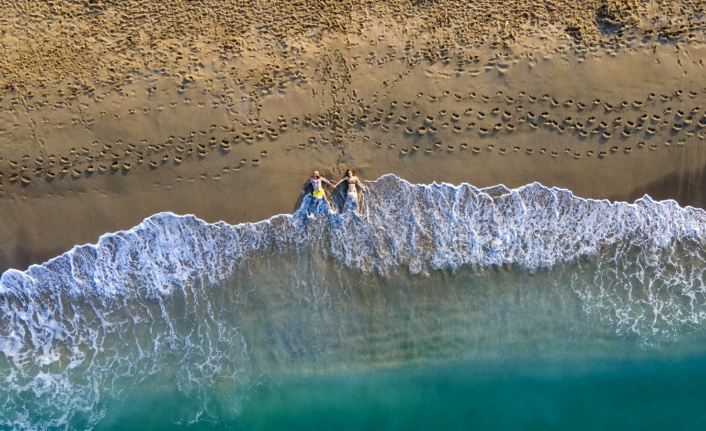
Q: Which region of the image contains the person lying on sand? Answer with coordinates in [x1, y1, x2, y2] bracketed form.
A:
[334, 168, 365, 212]
[302, 170, 333, 203]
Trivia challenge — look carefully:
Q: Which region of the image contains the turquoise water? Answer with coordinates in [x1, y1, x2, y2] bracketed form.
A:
[236, 358, 706, 431]
[90, 259, 706, 431]
[3, 176, 706, 430]
[89, 356, 706, 430]
[84, 262, 706, 431]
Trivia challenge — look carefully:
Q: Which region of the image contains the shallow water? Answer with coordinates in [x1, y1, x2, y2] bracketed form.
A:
[3, 175, 706, 429]
[234, 357, 706, 431]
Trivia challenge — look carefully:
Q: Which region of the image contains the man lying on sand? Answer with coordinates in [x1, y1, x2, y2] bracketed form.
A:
[302, 170, 334, 203]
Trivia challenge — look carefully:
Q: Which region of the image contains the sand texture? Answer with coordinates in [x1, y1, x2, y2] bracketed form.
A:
[1, 0, 706, 272]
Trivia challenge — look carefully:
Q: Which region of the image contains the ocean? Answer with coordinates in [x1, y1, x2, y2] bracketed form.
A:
[3, 175, 706, 430]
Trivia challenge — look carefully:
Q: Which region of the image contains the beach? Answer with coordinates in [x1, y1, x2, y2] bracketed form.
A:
[1, 0, 706, 271]
[0, 0, 704, 272]
[4, 3, 706, 427]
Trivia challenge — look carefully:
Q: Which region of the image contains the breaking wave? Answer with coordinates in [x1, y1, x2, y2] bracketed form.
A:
[2, 174, 706, 429]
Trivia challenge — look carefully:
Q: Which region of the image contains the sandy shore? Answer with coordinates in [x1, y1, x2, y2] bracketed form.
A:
[1, 0, 705, 272]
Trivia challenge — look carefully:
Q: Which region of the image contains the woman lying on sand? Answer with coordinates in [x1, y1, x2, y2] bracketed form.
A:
[334, 168, 366, 213]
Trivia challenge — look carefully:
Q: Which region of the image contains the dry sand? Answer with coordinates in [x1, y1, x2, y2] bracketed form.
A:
[1, 0, 705, 272]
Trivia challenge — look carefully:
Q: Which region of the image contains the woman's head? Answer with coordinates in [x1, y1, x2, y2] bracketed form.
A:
[346, 168, 354, 176]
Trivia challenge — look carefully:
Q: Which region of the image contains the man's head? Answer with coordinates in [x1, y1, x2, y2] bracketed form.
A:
[314, 171, 320, 178]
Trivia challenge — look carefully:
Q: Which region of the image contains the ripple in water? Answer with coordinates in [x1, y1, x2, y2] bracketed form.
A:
[2, 175, 706, 429]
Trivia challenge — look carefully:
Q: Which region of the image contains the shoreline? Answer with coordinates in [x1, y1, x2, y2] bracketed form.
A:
[3, 163, 705, 274]
[2, 0, 706, 272]
[6, 171, 706, 282]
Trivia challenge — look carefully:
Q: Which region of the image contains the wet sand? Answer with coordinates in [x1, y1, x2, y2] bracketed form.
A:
[1, 0, 705, 272]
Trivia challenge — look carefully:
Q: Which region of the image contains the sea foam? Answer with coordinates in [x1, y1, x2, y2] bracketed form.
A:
[3, 174, 705, 292]
[2, 175, 706, 429]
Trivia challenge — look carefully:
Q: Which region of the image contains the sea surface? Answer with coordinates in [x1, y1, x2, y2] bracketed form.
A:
[3, 175, 706, 430]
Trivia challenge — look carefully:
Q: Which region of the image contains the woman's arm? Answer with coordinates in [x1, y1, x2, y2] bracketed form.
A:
[356, 178, 365, 191]
[333, 176, 347, 188]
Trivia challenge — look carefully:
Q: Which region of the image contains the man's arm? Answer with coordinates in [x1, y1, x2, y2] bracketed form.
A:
[321, 176, 334, 187]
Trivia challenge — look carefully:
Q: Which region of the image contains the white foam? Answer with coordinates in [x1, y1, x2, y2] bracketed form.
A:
[2, 174, 706, 428]
[4, 176, 704, 293]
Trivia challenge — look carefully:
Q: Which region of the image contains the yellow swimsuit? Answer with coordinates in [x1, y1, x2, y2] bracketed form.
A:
[312, 189, 325, 198]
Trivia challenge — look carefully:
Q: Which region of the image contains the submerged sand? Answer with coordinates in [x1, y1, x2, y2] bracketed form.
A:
[1, 0, 705, 272]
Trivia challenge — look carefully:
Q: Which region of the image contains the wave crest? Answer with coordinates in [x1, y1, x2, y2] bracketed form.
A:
[3, 175, 706, 429]
[3, 174, 705, 293]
